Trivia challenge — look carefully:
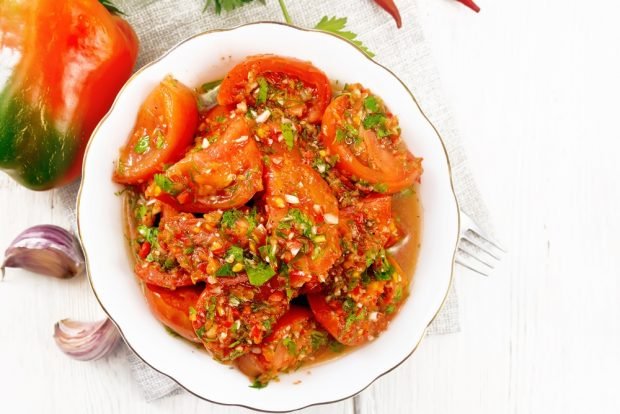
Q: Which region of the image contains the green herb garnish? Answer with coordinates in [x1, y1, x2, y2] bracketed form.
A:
[246, 262, 276, 286]
[281, 123, 295, 150]
[134, 135, 150, 154]
[257, 77, 269, 105]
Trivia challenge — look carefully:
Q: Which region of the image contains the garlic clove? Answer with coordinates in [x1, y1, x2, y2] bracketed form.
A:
[53, 318, 121, 361]
[2, 224, 84, 279]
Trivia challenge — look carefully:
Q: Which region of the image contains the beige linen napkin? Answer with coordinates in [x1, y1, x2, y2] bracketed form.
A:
[59, 0, 494, 401]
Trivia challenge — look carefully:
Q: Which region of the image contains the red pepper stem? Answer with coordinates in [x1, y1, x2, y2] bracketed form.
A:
[457, 0, 481, 13]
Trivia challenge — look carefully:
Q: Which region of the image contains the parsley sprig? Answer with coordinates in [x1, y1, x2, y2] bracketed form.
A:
[202, 0, 374, 58]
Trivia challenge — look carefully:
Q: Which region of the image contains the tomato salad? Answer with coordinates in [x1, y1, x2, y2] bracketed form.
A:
[114, 55, 423, 386]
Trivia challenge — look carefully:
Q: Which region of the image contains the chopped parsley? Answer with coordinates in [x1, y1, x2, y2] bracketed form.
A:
[153, 174, 176, 194]
[134, 135, 150, 154]
[155, 131, 166, 149]
[364, 95, 379, 112]
[328, 339, 345, 353]
[374, 183, 388, 193]
[257, 77, 268, 105]
[278, 208, 314, 238]
[250, 379, 267, 389]
[363, 113, 386, 129]
[195, 326, 206, 338]
[135, 204, 147, 220]
[310, 330, 328, 350]
[207, 296, 217, 320]
[216, 263, 235, 277]
[201, 79, 222, 93]
[226, 245, 244, 262]
[246, 261, 276, 286]
[281, 123, 295, 150]
[374, 251, 395, 281]
[220, 209, 243, 229]
[282, 337, 297, 356]
[137, 225, 158, 246]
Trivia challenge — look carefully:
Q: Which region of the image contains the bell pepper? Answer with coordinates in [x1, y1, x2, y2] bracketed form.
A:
[0, 0, 139, 190]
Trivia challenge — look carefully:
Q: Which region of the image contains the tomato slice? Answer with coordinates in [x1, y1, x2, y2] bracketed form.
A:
[135, 261, 194, 289]
[218, 55, 331, 123]
[191, 276, 289, 362]
[236, 306, 328, 382]
[144, 284, 204, 343]
[308, 254, 409, 346]
[113, 77, 198, 184]
[339, 195, 401, 272]
[151, 116, 263, 212]
[263, 149, 341, 288]
[320, 84, 423, 193]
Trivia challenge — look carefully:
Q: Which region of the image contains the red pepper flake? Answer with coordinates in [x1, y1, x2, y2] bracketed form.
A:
[138, 242, 151, 259]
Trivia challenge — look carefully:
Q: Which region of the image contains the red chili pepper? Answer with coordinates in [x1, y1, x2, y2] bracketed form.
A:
[373, 0, 402, 28]
[457, 0, 481, 13]
[138, 242, 152, 260]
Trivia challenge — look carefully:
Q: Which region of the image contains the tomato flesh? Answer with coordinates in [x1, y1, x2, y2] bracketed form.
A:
[144, 284, 204, 343]
[235, 306, 328, 382]
[114, 77, 198, 184]
[320, 84, 422, 193]
[218, 55, 331, 124]
[263, 149, 341, 288]
[191, 276, 289, 362]
[151, 116, 263, 212]
[309, 254, 408, 346]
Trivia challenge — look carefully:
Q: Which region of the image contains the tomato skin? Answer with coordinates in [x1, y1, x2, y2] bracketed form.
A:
[192, 276, 289, 362]
[135, 261, 194, 289]
[113, 77, 199, 184]
[153, 117, 263, 212]
[263, 149, 341, 287]
[309, 255, 409, 346]
[321, 91, 422, 193]
[144, 284, 204, 343]
[236, 306, 327, 381]
[218, 55, 331, 123]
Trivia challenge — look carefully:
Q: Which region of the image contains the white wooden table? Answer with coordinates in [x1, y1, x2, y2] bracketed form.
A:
[2, 0, 619, 412]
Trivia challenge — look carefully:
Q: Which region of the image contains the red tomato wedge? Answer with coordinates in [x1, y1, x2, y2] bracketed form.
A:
[339, 195, 402, 272]
[144, 284, 204, 343]
[218, 55, 331, 123]
[320, 84, 423, 193]
[152, 116, 263, 212]
[263, 149, 341, 288]
[113, 77, 198, 184]
[191, 276, 289, 362]
[236, 306, 328, 381]
[308, 254, 408, 346]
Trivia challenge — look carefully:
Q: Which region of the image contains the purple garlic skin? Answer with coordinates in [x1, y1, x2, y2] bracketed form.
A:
[54, 318, 121, 361]
[2, 224, 84, 279]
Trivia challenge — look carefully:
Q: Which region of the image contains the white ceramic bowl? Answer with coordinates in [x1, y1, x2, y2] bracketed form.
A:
[78, 22, 459, 412]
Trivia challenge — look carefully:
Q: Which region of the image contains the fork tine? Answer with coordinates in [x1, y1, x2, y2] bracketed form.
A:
[466, 229, 506, 253]
[455, 259, 489, 277]
[458, 247, 495, 269]
[462, 236, 502, 261]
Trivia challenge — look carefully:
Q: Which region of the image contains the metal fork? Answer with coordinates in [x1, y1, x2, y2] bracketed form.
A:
[456, 211, 505, 277]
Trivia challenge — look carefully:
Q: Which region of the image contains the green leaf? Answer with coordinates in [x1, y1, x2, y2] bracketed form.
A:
[226, 245, 244, 262]
[216, 263, 235, 277]
[203, 0, 265, 14]
[314, 16, 375, 58]
[98, 0, 125, 15]
[363, 113, 386, 129]
[220, 209, 243, 229]
[257, 77, 269, 105]
[282, 337, 297, 355]
[364, 96, 379, 112]
[201, 79, 222, 93]
[250, 379, 268, 389]
[134, 135, 150, 154]
[281, 123, 295, 150]
[246, 262, 276, 286]
[153, 174, 176, 194]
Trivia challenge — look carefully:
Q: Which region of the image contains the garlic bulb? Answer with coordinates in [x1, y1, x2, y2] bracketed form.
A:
[53, 318, 121, 361]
